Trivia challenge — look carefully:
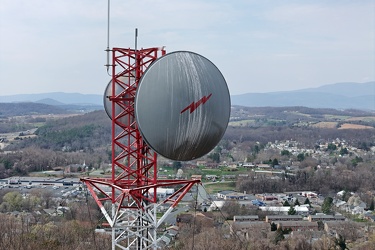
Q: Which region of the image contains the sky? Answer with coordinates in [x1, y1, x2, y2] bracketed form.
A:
[0, 0, 374, 96]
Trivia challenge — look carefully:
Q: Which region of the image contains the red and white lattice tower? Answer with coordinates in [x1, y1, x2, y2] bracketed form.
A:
[81, 47, 200, 250]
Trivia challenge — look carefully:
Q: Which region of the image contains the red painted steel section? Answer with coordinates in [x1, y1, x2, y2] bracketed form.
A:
[81, 47, 200, 216]
[180, 93, 213, 114]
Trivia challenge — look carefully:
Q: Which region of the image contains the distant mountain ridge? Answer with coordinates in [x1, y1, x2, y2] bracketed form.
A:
[0, 82, 374, 111]
[290, 81, 374, 97]
[0, 92, 103, 106]
[0, 102, 67, 116]
[231, 81, 375, 110]
[0, 92, 103, 112]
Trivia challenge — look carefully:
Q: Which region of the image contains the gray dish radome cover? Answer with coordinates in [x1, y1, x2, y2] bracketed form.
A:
[103, 76, 135, 126]
[135, 51, 231, 161]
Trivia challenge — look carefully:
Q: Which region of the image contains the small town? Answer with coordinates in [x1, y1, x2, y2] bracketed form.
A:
[1, 136, 374, 249]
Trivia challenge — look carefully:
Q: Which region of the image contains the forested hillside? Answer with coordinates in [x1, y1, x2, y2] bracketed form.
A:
[0, 111, 111, 177]
[0, 102, 67, 116]
[5, 110, 110, 150]
[0, 106, 374, 178]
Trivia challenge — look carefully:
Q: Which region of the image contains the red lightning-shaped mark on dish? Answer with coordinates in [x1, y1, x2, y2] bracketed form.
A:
[180, 93, 213, 114]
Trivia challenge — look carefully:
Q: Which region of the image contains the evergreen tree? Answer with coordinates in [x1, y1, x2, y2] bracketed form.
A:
[304, 198, 311, 206]
[280, 150, 290, 156]
[272, 158, 279, 167]
[253, 145, 260, 154]
[172, 161, 182, 170]
[327, 143, 337, 151]
[209, 152, 220, 163]
[283, 200, 290, 207]
[288, 205, 296, 215]
[297, 153, 305, 162]
[339, 147, 349, 155]
[322, 197, 333, 214]
[270, 222, 277, 231]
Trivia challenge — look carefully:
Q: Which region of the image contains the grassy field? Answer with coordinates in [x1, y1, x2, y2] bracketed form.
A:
[323, 115, 351, 120]
[203, 181, 237, 193]
[229, 119, 256, 127]
[193, 166, 252, 179]
[158, 164, 252, 183]
[346, 116, 375, 122]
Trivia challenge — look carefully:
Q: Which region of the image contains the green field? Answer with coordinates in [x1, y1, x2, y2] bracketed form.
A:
[158, 164, 253, 182]
[323, 115, 351, 120]
[229, 119, 256, 127]
[203, 181, 237, 193]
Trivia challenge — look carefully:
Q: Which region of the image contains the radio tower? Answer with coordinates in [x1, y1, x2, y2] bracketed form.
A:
[81, 46, 200, 249]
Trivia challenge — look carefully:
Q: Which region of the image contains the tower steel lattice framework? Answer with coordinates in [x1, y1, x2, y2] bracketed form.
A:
[81, 47, 200, 250]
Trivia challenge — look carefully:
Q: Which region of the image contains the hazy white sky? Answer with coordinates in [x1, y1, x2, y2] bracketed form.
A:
[0, 0, 374, 96]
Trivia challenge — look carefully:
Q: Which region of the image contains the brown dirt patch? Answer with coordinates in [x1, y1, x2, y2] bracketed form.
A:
[338, 123, 374, 129]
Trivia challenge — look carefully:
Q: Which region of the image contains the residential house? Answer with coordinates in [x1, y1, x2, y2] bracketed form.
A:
[257, 164, 271, 169]
[221, 175, 236, 180]
[346, 201, 367, 215]
[166, 225, 179, 238]
[217, 191, 246, 200]
[176, 212, 214, 229]
[324, 221, 363, 242]
[243, 163, 256, 168]
[365, 214, 375, 223]
[196, 161, 207, 167]
[43, 208, 58, 216]
[308, 214, 346, 222]
[334, 200, 347, 209]
[233, 215, 259, 222]
[276, 221, 318, 232]
[261, 195, 279, 201]
[265, 215, 303, 223]
[191, 175, 202, 181]
[206, 162, 219, 168]
[65, 164, 84, 173]
[231, 221, 270, 240]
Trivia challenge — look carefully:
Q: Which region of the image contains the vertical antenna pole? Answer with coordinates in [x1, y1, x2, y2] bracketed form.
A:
[105, 0, 111, 72]
[135, 28, 138, 52]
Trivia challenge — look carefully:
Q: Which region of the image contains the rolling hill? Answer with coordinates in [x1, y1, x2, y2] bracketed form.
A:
[0, 81, 374, 110]
[231, 81, 375, 110]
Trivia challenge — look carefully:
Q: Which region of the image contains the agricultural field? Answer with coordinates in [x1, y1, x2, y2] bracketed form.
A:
[346, 116, 375, 122]
[338, 123, 374, 129]
[323, 114, 351, 121]
[203, 181, 237, 194]
[229, 119, 256, 127]
[311, 122, 338, 128]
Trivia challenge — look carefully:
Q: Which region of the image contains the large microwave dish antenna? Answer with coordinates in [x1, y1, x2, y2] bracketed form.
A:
[135, 51, 230, 161]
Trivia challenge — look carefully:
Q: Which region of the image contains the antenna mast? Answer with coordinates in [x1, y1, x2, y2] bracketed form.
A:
[105, 0, 111, 73]
[81, 2, 201, 249]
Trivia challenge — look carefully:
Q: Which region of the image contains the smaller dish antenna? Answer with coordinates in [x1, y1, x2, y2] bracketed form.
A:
[103, 76, 135, 126]
[135, 51, 231, 161]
